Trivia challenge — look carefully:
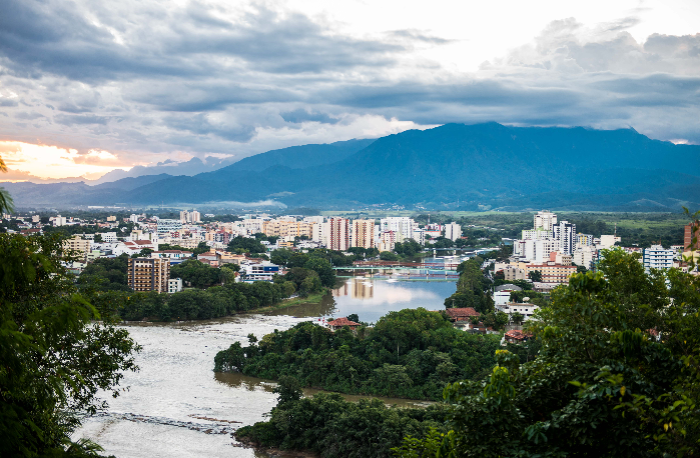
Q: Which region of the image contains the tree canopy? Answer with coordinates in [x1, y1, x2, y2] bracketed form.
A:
[1, 232, 139, 457]
[396, 249, 700, 457]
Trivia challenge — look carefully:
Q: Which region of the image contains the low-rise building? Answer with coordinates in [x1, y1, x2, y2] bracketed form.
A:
[240, 261, 280, 281]
[63, 235, 91, 261]
[151, 250, 193, 264]
[327, 317, 361, 331]
[168, 278, 183, 294]
[496, 302, 540, 321]
[504, 330, 533, 344]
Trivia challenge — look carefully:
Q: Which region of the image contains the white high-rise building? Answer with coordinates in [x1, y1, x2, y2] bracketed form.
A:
[53, 215, 67, 227]
[157, 219, 182, 234]
[380, 217, 415, 242]
[643, 245, 674, 273]
[190, 211, 201, 223]
[534, 211, 557, 231]
[444, 222, 462, 241]
[553, 221, 576, 255]
[522, 229, 553, 240]
[312, 221, 329, 246]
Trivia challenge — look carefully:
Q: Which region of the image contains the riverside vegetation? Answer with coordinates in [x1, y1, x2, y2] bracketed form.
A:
[77, 249, 342, 321]
[230, 249, 700, 458]
[215, 308, 502, 401]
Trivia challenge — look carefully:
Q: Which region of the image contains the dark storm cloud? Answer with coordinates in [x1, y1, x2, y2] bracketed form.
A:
[0, 0, 407, 82]
[1, 1, 700, 166]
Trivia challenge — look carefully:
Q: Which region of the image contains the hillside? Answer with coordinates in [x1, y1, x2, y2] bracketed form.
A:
[5, 123, 700, 211]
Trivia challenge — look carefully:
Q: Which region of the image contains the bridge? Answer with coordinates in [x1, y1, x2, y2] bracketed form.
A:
[333, 261, 460, 279]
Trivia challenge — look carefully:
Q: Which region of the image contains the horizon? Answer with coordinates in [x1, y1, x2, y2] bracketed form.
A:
[0, 120, 688, 184]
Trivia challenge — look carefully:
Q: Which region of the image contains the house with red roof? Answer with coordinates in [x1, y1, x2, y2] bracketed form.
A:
[504, 329, 533, 343]
[444, 307, 480, 322]
[327, 317, 361, 331]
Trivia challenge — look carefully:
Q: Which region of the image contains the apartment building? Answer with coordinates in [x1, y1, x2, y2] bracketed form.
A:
[328, 218, 350, 251]
[444, 222, 462, 241]
[127, 258, 171, 292]
[351, 219, 375, 249]
[63, 235, 91, 261]
[157, 219, 182, 234]
[378, 230, 397, 252]
[380, 217, 414, 242]
[534, 210, 557, 231]
[685, 223, 700, 251]
[553, 221, 576, 255]
[643, 245, 674, 272]
[262, 219, 313, 240]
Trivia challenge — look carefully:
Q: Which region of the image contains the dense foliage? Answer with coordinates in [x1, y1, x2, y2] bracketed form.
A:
[0, 232, 139, 457]
[77, 254, 131, 291]
[226, 235, 267, 254]
[215, 308, 501, 401]
[395, 249, 700, 457]
[87, 279, 293, 321]
[170, 259, 226, 288]
[444, 256, 494, 314]
[237, 377, 449, 458]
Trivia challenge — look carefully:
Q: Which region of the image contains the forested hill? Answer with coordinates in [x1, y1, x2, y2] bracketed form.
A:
[7, 123, 700, 211]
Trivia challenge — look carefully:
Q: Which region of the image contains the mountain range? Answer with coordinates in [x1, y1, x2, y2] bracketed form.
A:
[3, 123, 700, 211]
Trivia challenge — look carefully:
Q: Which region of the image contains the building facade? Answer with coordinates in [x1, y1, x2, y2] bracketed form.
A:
[444, 222, 462, 241]
[127, 258, 171, 292]
[643, 245, 674, 272]
[328, 218, 350, 251]
[351, 219, 375, 249]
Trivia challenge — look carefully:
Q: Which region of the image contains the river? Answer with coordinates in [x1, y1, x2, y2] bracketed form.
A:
[75, 274, 456, 458]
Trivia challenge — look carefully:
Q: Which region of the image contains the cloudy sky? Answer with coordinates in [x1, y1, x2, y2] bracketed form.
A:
[0, 0, 699, 181]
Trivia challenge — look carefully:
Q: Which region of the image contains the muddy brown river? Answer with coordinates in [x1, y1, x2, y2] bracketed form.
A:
[75, 277, 454, 457]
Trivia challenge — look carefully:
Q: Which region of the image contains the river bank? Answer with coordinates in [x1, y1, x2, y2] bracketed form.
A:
[76, 277, 456, 457]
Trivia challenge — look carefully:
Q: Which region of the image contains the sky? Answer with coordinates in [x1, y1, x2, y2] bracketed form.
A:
[0, 0, 699, 181]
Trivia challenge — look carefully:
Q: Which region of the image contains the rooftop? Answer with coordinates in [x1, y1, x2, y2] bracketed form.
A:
[327, 317, 361, 327]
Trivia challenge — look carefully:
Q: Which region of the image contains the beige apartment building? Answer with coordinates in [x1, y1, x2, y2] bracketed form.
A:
[63, 235, 91, 261]
[262, 220, 314, 240]
[351, 219, 375, 249]
[127, 258, 170, 292]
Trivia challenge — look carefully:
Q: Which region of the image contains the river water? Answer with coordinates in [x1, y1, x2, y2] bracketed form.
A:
[75, 275, 456, 458]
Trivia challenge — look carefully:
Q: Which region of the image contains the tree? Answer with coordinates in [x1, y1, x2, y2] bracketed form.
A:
[227, 236, 266, 254]
[510, 312, 524, 325]
[527, 270, 542, 282]
[303, 257, 336, 287]
[93, 233, 103, 243]
[396, 249, 700, 457]
[0, 232, 139, 456]
[380, 251, 399, 261]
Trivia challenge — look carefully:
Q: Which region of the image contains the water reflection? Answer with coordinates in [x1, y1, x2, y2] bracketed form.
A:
[266, 277, 457, 323]
[215, 372, 433, 408]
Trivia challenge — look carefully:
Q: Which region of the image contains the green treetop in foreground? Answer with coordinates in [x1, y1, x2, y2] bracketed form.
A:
[395, 248, 700, 458]
[0, 232, 140, 457]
